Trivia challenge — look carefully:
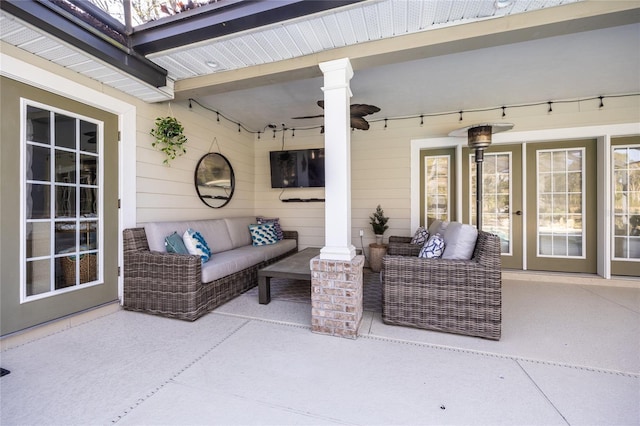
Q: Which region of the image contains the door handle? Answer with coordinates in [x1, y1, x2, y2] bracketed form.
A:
[514, 210, 522, 216]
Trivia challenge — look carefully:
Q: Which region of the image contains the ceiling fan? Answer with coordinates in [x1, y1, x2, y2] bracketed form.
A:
[292, 100, 380, 131]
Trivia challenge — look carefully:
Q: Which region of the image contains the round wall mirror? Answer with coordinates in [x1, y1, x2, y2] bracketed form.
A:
[194, 153, 235, 208]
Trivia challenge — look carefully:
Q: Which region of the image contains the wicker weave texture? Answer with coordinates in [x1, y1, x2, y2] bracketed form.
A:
[123, 227, 298, 321]
[382, 230, 502, 340]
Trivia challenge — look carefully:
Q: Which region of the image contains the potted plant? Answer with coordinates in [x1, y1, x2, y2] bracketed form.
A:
[150, 116, 188, 164]
[369, 204, 389, 245]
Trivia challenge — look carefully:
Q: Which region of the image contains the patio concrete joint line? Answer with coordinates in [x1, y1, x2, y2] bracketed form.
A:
[110, 319, 251, 424]
[515, 359, 571, 425]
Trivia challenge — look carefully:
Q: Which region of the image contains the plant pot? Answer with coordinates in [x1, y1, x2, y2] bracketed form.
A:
[375, 234, 383, 245]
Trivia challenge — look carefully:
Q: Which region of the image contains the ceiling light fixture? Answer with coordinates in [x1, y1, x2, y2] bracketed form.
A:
[205, 60, 220, 69]
[494, 0, 513, 8]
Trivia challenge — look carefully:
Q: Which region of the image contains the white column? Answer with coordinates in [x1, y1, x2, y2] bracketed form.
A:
[319, 58, 356, 260]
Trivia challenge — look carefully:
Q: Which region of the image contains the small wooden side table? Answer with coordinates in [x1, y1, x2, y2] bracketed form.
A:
[368, 243, 387, 272]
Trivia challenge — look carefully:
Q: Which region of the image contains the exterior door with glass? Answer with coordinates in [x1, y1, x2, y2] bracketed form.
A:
[526, 139, 597, 273]
[462, 144, 523, 269]
[611, 136, 640, 277]
[0, 76, 119, 335]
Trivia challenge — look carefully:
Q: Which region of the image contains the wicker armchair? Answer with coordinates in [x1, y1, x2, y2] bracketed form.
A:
[382, 230, 502, 340]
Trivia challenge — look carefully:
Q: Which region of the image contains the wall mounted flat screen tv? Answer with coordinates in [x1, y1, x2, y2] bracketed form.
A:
[270, 148, 325, 188]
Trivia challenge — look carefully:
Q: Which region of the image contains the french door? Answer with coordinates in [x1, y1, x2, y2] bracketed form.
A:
[1, 76, 119, 335]
[611, 136, 640, 277]
[525, 139, 597, 273]
[462, 144, 523, 269]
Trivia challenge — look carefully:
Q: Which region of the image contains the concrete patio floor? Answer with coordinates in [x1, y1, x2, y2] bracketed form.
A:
[1, 272, 639, 425]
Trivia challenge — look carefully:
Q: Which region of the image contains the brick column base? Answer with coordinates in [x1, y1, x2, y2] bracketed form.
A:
[310, 255, 364, 339]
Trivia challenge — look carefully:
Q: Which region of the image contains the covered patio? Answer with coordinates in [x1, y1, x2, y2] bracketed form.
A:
[1, 271, 638, 425]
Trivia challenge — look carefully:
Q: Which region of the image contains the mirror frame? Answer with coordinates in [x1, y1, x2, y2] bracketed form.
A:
[194, 152, 235, 208]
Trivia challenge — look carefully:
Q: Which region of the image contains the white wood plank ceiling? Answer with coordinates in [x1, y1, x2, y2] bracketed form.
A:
[1, 0, 581, 103]
[148, 0, 581, 81]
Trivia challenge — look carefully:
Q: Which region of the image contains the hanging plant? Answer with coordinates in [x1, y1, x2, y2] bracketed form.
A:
[150, 116, 188, 164]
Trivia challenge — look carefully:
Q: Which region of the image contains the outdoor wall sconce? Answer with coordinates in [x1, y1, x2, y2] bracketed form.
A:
[449, 122, 513, 229]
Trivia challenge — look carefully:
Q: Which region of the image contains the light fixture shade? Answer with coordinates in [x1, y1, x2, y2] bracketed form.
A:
[467, 125, 493, 149]
[448, 122, 514, 139]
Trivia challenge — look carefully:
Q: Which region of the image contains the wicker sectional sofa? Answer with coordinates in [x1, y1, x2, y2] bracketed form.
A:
[382, 229, 502, 340]
[123, 217, 297, 321]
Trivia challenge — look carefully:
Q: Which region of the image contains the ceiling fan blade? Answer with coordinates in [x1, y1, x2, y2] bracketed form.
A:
[350, 117, 370, 130]
[350, 104, 380, 117]
[291, 114, 325, 119]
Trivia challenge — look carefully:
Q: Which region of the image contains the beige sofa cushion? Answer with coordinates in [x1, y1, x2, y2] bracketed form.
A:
[143, 219, 233, 254]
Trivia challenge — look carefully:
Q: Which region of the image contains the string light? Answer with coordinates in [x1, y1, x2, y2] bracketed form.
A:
[188, 93, 638, 138]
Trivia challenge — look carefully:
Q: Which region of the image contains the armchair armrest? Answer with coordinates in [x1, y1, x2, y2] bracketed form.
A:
[124, 250, 202, 293]
[387, 235, 420, 256]
[282, 230, 298, 246]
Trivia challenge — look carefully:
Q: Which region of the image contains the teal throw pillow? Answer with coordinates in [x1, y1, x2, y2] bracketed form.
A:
[182, 228, 211, 263]
[165, 231, 189, 254]
[249, 223, 278, 246]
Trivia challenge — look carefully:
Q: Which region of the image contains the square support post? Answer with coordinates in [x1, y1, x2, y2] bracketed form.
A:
[310, 255, 364, 339]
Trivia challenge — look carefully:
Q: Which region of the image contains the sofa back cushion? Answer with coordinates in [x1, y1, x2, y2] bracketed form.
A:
[224, 217, 255, 248]
[441, 221, 478, 260]
[143, 219, 234, 254]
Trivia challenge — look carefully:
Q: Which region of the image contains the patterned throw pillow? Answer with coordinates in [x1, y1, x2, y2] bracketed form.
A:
[249, 223, 278, 246]
[165, 231, 189, 254]
[256, 216, 283, 240]
[419, 233, 445, 259]
[410, 226, 429, 245]
[182, 228, 211, 263]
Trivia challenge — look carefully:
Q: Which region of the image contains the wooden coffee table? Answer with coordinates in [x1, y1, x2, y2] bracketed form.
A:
[258, 247, 320, 304]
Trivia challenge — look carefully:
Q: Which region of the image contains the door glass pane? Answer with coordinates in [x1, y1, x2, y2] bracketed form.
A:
[23, 102, 102, 300]
[26, 106, 50, 144]
[471, 152, 512, 254]
[27, 145, 51, 181]
[424, 156, 450, 224]
[26, 222, 51, 258]
[26, 259, 51, 296]
[537, 148, 585, 258]
[55, 114, 76, 149]
[80, 121, 98, 154]
[26, 183, 50, 219]
[55, 150, 76, 183]
[612, 146, 640, 260]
